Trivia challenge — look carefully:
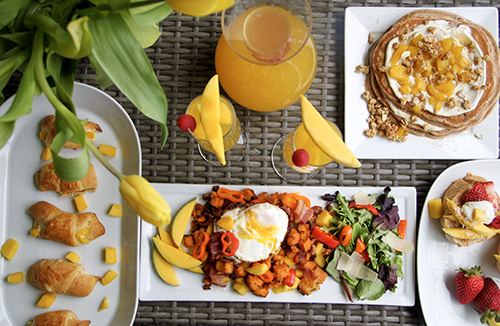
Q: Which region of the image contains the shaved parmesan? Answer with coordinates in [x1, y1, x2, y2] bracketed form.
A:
[354, 190, 376, 205]
[337, 251, 378, 281]
[382, 231, 414, 253]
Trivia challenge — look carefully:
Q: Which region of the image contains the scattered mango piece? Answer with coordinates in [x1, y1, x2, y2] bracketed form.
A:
[105, 247, 117, 264]
[98, 144, 117, 157]
[7, 271, 23, 283]
[428, 198, 443, 219]
[233, 278, 250, 295]
[108, 204, 122, 217]
[74, 195, 88, 212]
[41, 146, 52, 160]
[216, 214, 233, 231]
[1, 238, 20, 261]
[37, 294, 57, 308]
[65, 251, 81, 263]
[315, 210, 332, 227]
[98, 297, 109, 312]
[101, 270, 118, 286]
[245, 263, 269, 276]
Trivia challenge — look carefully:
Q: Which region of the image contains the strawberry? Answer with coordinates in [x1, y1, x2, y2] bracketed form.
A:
[292, 149, 309, 167]
[177, 114, 197, 132]
[463, 182, 488, 202]
[484, 181, 499, 211]
[475, 277, 500, 324]
[455, 266, 484, 305]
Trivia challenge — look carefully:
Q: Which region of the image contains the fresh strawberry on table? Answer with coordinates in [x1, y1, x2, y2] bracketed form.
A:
[455, 265, 484, 305]
[463, 183, 489, 202]
[474, 277, 500, 323]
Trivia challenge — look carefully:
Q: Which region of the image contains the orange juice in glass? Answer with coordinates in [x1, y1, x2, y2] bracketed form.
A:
[186, 95, 248, 166]
[215, 0, 317, 112]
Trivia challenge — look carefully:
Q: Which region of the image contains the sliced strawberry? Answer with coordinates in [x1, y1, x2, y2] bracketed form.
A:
[463, 182, 488, 202]
[455, 266, 484, 305]
[484, 181, 499, 211]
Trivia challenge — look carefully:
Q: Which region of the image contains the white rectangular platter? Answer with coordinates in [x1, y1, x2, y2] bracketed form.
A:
[140, 184, 417, 306]
[344, 7, 499, 159]
[0, 83, 140, 326]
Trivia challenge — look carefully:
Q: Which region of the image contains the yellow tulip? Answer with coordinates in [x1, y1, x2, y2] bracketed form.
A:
[119, 175, 171, 226]
[167, 0, 234, 17]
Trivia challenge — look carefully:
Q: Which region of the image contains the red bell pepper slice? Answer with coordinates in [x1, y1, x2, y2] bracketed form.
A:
[312, 226, 340, 249]
[348, 201, 379, 215]
[217, 188, 244, 203]
[397, 220, 407, 239]
[284, 269, 296, 287]
[339, 225, 353, 246]
[221, 232, 240, 257]
[192, 230, 210, 259]
[355, 238, 366, 253]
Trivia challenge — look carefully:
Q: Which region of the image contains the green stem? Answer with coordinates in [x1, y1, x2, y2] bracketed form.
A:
[86, 137, 125, 181]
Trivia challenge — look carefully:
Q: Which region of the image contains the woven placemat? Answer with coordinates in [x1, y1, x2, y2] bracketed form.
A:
[4, 1, 495, 325]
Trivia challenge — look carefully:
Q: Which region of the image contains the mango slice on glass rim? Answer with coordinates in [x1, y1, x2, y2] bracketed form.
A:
[200, 75, 226, 165]
[300, 95, 361, 168]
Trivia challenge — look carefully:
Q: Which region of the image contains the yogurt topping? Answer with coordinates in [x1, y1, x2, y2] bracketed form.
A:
[462, 201, 495, 224]
[385, 20, 486, 117]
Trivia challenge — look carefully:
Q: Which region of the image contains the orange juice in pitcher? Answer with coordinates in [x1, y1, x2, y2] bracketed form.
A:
[215, 0, 317, 112]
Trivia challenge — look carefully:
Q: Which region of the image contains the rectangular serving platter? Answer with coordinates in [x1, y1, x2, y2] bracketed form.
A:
[0, 83, 140, 326]
[344, 7, 499, 159]
[140, 184, 417, 306]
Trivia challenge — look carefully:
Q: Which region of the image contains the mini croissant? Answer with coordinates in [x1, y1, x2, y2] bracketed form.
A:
[40, 114, 102, 149]
[29, 259, 100, 297]
[35, 162, 98, 197]
[28, 201, 105, 247]
[27, 310, 91, 326]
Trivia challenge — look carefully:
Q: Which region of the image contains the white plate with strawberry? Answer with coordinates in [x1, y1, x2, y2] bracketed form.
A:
[418, 159, 500, 326]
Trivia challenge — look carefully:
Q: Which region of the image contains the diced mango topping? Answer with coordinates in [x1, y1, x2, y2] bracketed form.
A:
[85, 131, 96, 139]
[39, 131, 47, 141]
[98, 144, 117, 157]
[428, 198, 443, 219]
[472, 208, 486, 222]
[37, 294, 57, 308]
[108, 204, 122, 217]
[65, 251, 81, 263]
[390, 44, 409, 65]
[316, 210, 332, 227]
[41, 147, 52, 160]
[74, 195, 87, 212]
[98, 297, 110, 312]
[233, 278, 250, 295]
[1, 238, 19, 261]
[76, 228, 91, 244]
[101, 270, 118, 285]
[216, 215, 234, 231]
[7, 271, 24, 283]
[105, 247, 117, 264]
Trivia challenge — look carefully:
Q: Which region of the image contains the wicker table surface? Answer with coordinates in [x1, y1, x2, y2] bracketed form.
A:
[6, 1, 500, 325]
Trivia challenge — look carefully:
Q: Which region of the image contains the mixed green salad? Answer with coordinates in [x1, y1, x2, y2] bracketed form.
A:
[320, 187, 413, 301]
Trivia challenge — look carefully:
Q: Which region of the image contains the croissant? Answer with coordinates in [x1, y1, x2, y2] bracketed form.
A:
[35, 162, 98, 197]
[28, 310, 90, 326]
[29, 259, 100, 297]
[28, 201, 105, 247]
[40, 114, 102, 149]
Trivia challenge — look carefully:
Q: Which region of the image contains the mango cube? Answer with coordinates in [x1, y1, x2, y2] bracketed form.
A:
[428, 198, 443, 219]
[74, 195, 87, 212]
[216, 215, 234, 231]
[105, 247, 117, 264]
[283, 256, 295, 267]
[98, 297, 110, 312]
[233, 278, 249, 295]
[108, 204, 122, 217]
[245, 263, 269, 276]
[65, 251, 81, 263]
[1, 238, 19, 261]
[101, 270, 118, 286]
[316, 210, 332, 227]
[30, 225, 40, 238]
[98, 144, 117, 157]
[7, 271, 24, 283]
[41, 147, 52, 160]
[37, 294, 57, 308]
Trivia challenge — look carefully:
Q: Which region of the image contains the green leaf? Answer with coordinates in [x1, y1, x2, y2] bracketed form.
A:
[50, 125, 91, 182]
[88, 52, 113, 89]
[46, 51, 77, 112]
[0, 32, 34, 47]
[0, 0, 33, 31]
[0, 47, 30, 93]
[356, 279, 385, 301]
[129, 0, 173, 25]
[123, 15, 161, 48]
[88, 13, 168, 147]
[25, 13, 93, 59]
[0, 121, 15, 148]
